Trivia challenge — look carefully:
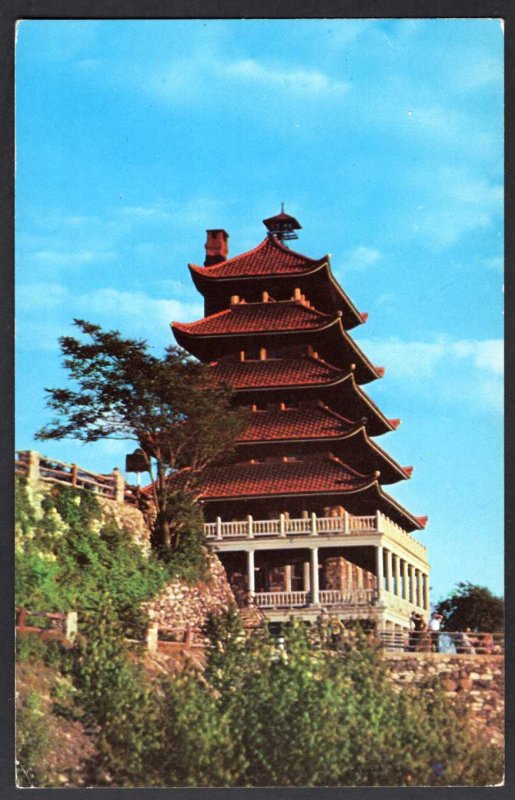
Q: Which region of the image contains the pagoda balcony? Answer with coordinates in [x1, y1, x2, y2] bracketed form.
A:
[204, 510, 428, 563]
[253, 588, 376, 609]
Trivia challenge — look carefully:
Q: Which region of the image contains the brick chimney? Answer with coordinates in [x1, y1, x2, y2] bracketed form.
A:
[204, 229, 229, 266]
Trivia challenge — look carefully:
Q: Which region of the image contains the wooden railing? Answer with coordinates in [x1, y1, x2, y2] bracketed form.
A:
[15, 450, 145, 506]
[253, 591, 309, 608]
[16, 608, 78, 643]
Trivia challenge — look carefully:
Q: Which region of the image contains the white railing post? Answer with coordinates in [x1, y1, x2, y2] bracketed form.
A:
[247, 514, 254, 539]
[376, 510, 381, 532]
[112, 467, 125, 503]
[27, 451, 40, 484]
[216, 516, 223, 540]
[146, 621, 159, 653]
[64, 611, 78, 643]
[344, 510, 349, 534]
[311, 511, 318, 536]
[279, 513, 286, 537]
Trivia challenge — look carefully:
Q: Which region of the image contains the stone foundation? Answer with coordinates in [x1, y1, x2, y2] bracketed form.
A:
[384, 653, 504, 747]
[145, 554, 236, 633]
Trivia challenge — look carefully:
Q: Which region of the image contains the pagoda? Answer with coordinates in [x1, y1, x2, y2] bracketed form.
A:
[172, 211, 430, 632]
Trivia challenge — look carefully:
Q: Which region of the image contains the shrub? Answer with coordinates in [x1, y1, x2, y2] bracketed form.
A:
[16, 691, 51, 787]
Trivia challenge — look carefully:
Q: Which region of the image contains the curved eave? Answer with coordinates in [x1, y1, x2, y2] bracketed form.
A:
[189, 259, 364, 329]
[226, 367, 397, 436]
[374, 484, 428, 532]
[236, 424, 409, 485]
[172, 314, 382, 384]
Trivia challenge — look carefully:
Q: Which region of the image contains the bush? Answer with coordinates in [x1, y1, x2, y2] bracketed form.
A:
[15, 479, 205, 635]
[16, 691, 51, 787]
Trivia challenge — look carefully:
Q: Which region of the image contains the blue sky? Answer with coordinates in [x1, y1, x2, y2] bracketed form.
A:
[15, 19, 503, 602]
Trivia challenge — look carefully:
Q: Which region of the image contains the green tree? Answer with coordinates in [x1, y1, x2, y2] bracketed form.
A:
[36, 320, 247, 555]
[435, 581, 504, 632]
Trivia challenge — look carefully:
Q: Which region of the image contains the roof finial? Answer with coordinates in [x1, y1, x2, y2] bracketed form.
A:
[263, 207, 302, 244]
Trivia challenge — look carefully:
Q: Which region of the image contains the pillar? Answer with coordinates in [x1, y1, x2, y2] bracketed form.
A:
[146, 621, 158, 653]
[303, 561, 311, 592]
[385, 549, 393, 593]
[409, 564, 415, 604]
[417, 569, 424, 609]
[376, 545, 384, 598]
[247, 550, 255, 596]
[402, 560, 409, 601]
[284, 564, 292, 592]
[423, 573, 430, 611]
[310, 547, 320, 605]
[394, 554, 401, 597]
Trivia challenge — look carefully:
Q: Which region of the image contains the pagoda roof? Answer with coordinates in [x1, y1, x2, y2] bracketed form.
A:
[189, 236, 365, 328]
[198, 453, 426, 531]
[236, 405, 411, 484]
[207, 356, 399, 435]
[237, 405, 359, 442]
[200, 453, 375, 500]
[173, 299, 330, 336]
[172, 302, 383, 383]
[190, 235, 325, 279]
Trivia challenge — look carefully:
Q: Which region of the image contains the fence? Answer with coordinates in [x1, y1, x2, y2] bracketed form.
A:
[16, 608, 78, 643]
[378, 630, 504, 655]
[15, 450, 142, 506]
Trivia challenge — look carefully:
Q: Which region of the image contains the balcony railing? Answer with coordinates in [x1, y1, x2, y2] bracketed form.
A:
[252, 588, 375, 609]
[205, 512, 426, 554]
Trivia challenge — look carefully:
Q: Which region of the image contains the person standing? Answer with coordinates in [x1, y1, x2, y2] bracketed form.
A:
[429, 611, 443, 653]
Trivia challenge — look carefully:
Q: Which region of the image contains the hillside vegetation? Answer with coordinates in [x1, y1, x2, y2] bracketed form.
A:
[15, 479, 504, 788]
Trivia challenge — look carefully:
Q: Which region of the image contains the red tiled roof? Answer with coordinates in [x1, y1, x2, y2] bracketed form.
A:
[208, 355, 346, 390]
[199, 454, 374, 500]
[173, 301, 332, 336]
[237, 406, 357, 443]
[190, 235, 325, 279]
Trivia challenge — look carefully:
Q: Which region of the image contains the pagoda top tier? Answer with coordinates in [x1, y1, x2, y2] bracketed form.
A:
[191, 234, 325, 279]
[262, 206, 302, 242]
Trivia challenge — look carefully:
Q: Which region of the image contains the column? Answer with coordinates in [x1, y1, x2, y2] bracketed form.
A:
[385, 549, 393, 594]
[409, 565, 415, 604]
[310, 547, 320, 605]
[284, 564, 292, 592]
[402, 560, 409, 601]
[303, 561, 311, 592]
[394, 554, 401, 597]
[417, 569, 424, 609]
[247, 550, 255, 597]
[376, 545, 384, 599]
[423, 573, 430, 611]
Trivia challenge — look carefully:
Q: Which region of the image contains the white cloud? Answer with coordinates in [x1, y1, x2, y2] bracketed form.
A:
[33, 249, 117, 266]
[16, 283, 203, 352]
[406, 166, 503, 249]
[359, 336, 503, 413]
[222, 58, 349, 96]
[341, 245, 382, 272]
[482, 256, 503, 271]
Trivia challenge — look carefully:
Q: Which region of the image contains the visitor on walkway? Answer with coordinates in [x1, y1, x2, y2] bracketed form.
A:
[429, 611, 443, 653]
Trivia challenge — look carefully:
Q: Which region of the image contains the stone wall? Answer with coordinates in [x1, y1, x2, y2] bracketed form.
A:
[383, 653, 504, 747]
[96, 496, 152, 554]
[145, 553, 236, 633]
